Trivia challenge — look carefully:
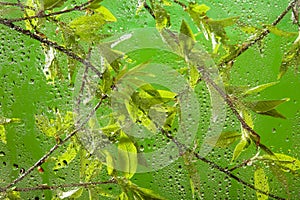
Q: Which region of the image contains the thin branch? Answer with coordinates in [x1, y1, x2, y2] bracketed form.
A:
[161, 130, 285, 200]
[220, 0, 298, 65]
[0, 95, 107, 192]
[0, 19, 102, 79]
[2, 0, 94, 23]
[0, 1, 34, 10]
[5, 179, 117, 192]
[173, 0, 186, 9]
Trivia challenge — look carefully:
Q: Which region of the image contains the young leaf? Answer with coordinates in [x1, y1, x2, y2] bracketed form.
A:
[154, 5, 171, 31]
[53, 140, 79, 170]
[87, 0, 104, 9]
[43, 0, 66, 10]
[242, 81, 279, 96]
[80, 150, 102, 182]
[179, 20, 196, 56]
[261, 153, 300, 172]
[58, 188, 83, 199]
[188, 3, 210, 16]
[206, 131, 241, 148]
[265, 25, 297, 38]
[0, 125, 6, 144]
[245, 98, 289, 113]
[258, 109, 286, 119]
[254, 168, 269, 200]
[0, 117, 21, 144]
[118, 131, 138, 179]
[278, 34, 300, 79]
[231, 139, 249, 162]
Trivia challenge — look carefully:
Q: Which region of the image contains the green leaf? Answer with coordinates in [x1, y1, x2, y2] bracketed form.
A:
[245, 98, 289, 112]
[188, 3, 210, 16]
[189, 64, 200, 88]
[261, 153, 300, 172]
[0, 117, 21, 144]
[254, 168, 269, 200]
[80, 150, 102, 182]
[258, 109, 287, 119]
[231, 139, 249, 162]
[70, 8, 116, 41]
[58, 188, 83, 199]
[179, 20, 196, 56]
[154, 5, 171, 31]
[53, 140, 79, 170]
[206, 131, 241, 148]
[0, 125, 6, 144]
[242, 81, 279, 96]
[118, 131, 138, 179]
[265, 25, 297, 37]
[278, 35, 300, 79]
[87, 0, 104, 9]
[43, 0, 66, 10]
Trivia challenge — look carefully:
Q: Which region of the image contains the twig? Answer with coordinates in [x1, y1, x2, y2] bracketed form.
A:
[173, 0, 186, 9]
[161, 130, 285, 200]
[220, 0, 298, 65]
[2, 0, 94, 23]
[0, 19, 102, 79]
[0, 1, 34, 10]
[0, 95, 107, 192]
[2, 179, 116, 192]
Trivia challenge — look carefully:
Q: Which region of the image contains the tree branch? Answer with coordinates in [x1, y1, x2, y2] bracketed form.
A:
[0, 18, 102, 79]
[0, 95, 107, 192]
[2, 0, 94, 23]
[2, 179, 116, 192]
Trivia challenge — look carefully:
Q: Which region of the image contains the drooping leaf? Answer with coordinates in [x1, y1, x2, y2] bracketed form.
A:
[179, 20, 196, 56]
[58, 188, 83, 199]
[254, 168, 269, 200]
[278, 34, 300, 79]
[206, 131, 241, 148]
[189, 64, 200, 88]
[245, 98, 289, 116]
[118, 131, 138, 179]
[261, 153, 300, 172]
[242, 81, 279, 96]
[265, 25, 297, 38]
[258, 109, 287, 119]
[53, 140, 80, 170]
[231, 138, 249, 162]
[43, 0, 67, 10]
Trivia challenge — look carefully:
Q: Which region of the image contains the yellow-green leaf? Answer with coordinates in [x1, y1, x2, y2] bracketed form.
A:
[206, 131, 241, 148]
[0, 125, 6, 144]
[278, 35, 300, 79]
[261, 153, 300, 172]
[265, 25, 297, 37]
[188, 3, 210, 16]
[258, 109, 286, 119]
[43, 0, 66, 10]
[231, 139, 249, 162]
[154, 5, 170, 31]
[53, 140, 79, 170]
[245, 98, 290, 113]
[118, 131, 137, 179]
[94, 6, 117, 22]
[254, 168, 269, 200]
[58, 188, 83, 199]
[242, 81, 279, 96]
[180, 20, 196, 56]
